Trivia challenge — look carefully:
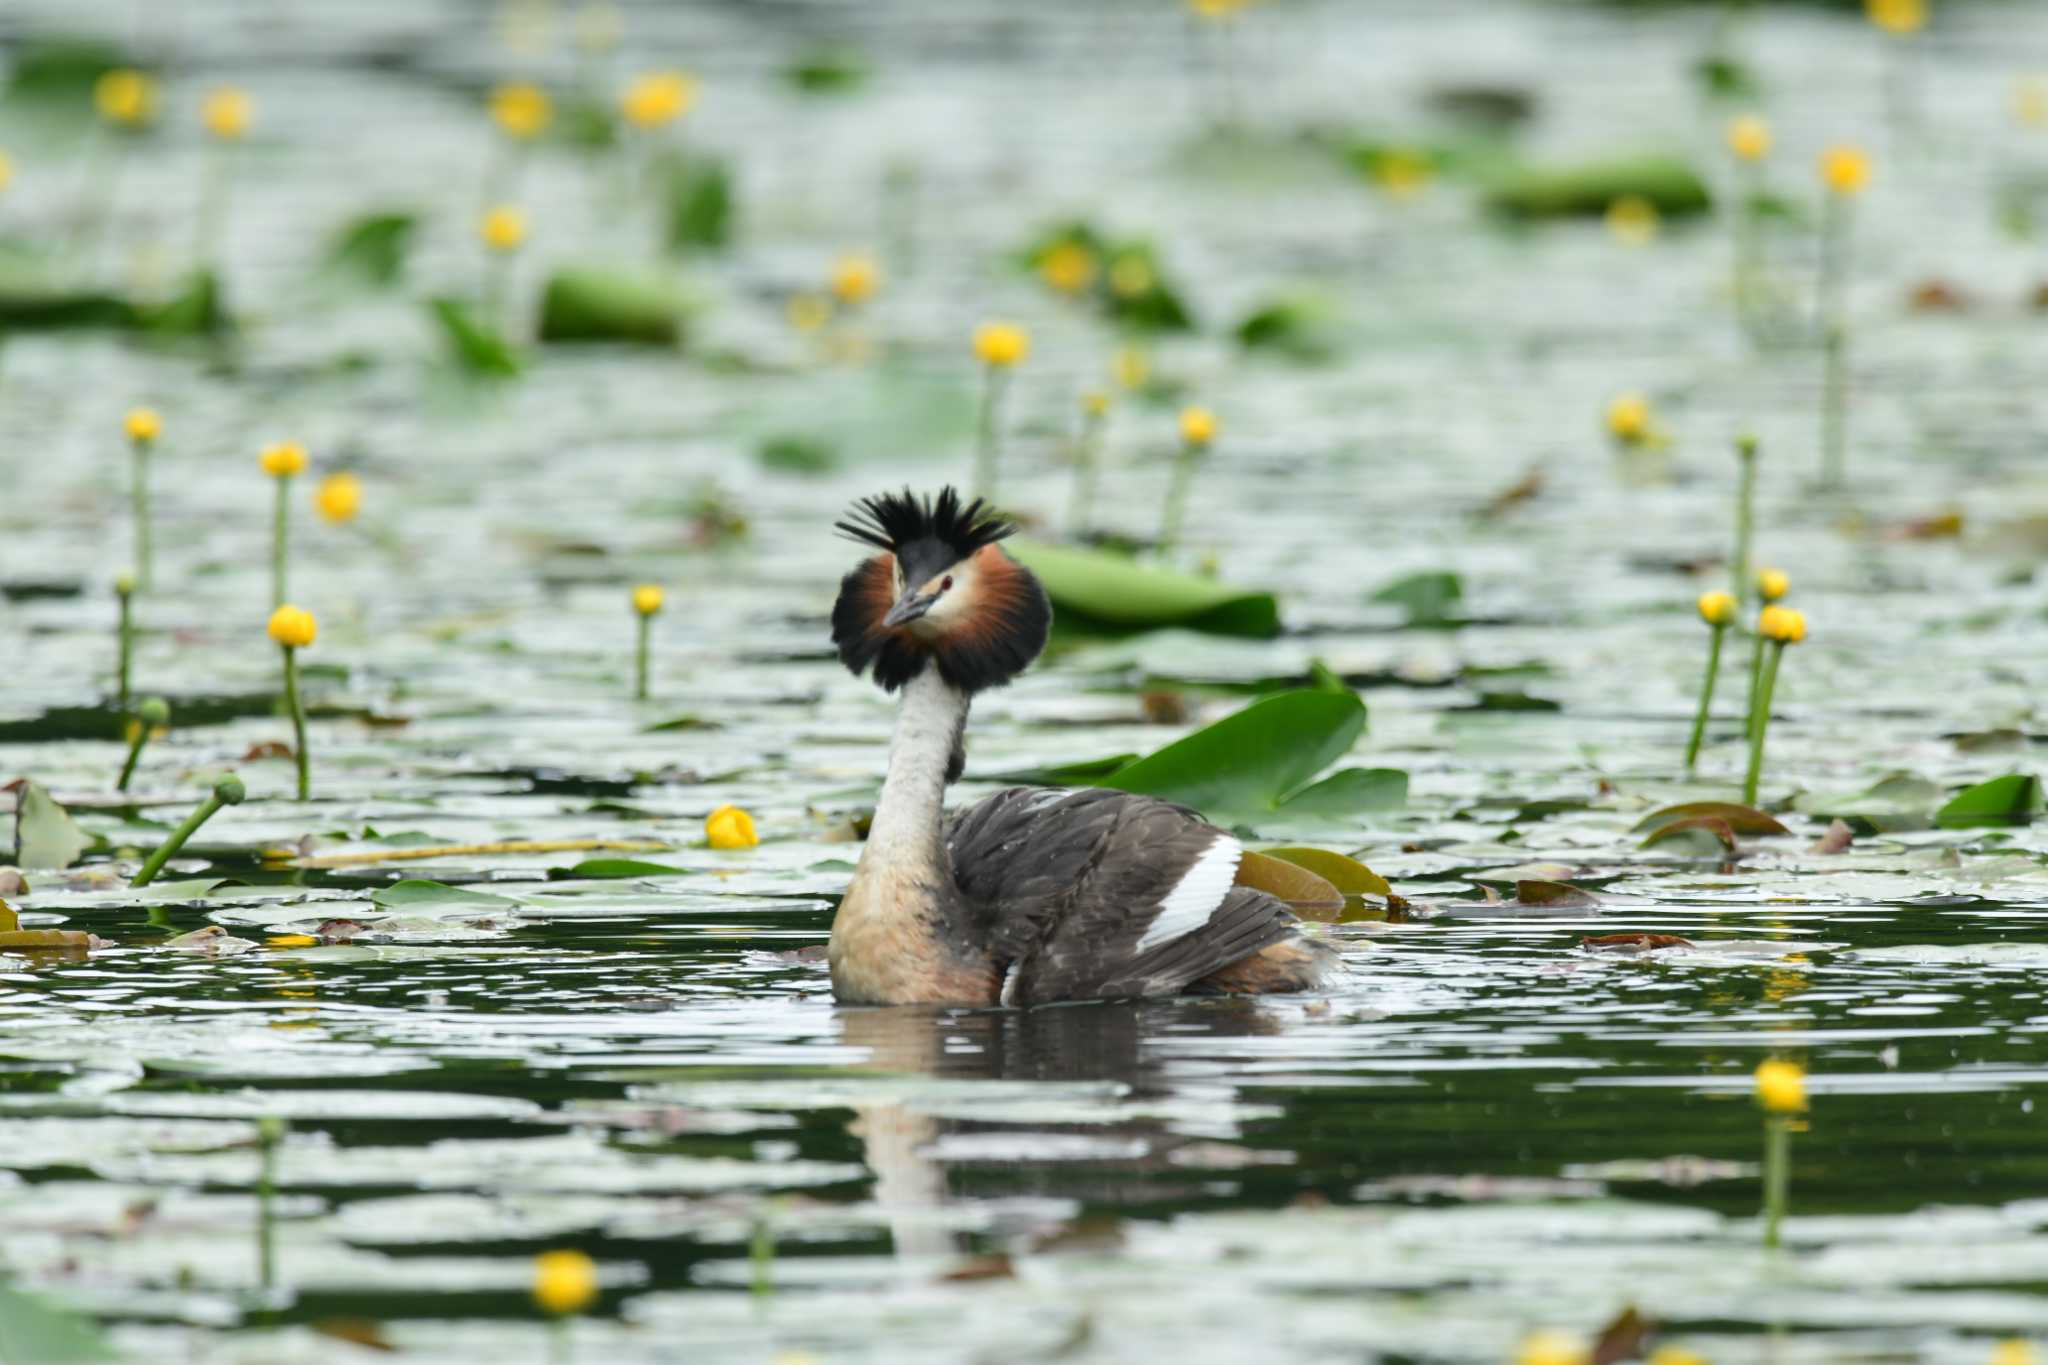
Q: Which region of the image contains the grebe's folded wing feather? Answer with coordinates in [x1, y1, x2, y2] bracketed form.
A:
[944, 787, 1300, 1005]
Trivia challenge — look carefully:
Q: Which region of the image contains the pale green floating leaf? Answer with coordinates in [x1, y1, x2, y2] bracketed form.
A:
[370, 880, 520, 913]
[1008, 540, 1279, 638]
[15, 782, 86, 871]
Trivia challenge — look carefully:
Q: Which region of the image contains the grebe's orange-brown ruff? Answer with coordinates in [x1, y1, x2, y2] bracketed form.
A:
[828, 488, 1333, 1007]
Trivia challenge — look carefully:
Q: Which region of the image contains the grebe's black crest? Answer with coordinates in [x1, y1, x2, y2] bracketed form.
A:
[831, 486, 1051, 695]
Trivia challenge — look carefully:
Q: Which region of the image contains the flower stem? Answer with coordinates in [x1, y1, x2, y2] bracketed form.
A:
[1732, 158, 1761, 333]
[1732, 435, 1757, 607]
[271, 475, 291, 610]
[1817, 195, 1852, 489]
[1743, 629, 1767, 741]
[131, 783, 237, 887]
[634, 614, 651, 701]
[1762, 1113, 1791, 1249]
[1743, 640, 1785, 807]
[1158, 438, 1203, 552]
[130, 439, 153, 591]
[750, 1209, 775, 1302]
[282, 645, 310, 801]
[257, 1115, 285, 1291]
[115, 586, 134, 708]
[1685, 624, 1727, 773]
[973, 365, 1009, 504]
[1067, 407, 1107, 536]
[116, 720, 151, 792]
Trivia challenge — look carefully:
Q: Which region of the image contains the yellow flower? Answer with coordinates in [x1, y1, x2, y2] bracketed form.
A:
[1697, 591, 1737, 627]
[1757, 567, 1789, 602]
[115, 573, 136, 596]
[621, 70, 698, 129]
[95, 69, 156, 127]
[831, 253, 880, 305]
[2017, 79, 2048, 130]
[480, 205, 527, 253]
[1990, 1341, 2041, 1365]
[1759, 605, 1807, 645]
[1645, 1349, 1709, 1365]
[267, 605, 317, 649]
[1179, 406, 1219, 447]
[706, 804, 759, 850]
[1107, 254, 1154, 299]
[1514, 1329, 1588, 1365]
[632, 583, 664, 616]
[1865, 0, 1926, 34]
[1039, 242, 1097, 295]
[489, 82, 552, 140]
[1727, 113, 1772, 161]
[1605, 195, 1660, 247]
[1606, 393, 1653, 444]
[201, 86, 253, 141]
[124, 407, 162, 444]
[1081, 390, 1111, 418]
[1373, 148, 1432, 200]
[972, 321, 1030, 368]
[260, 442, 309, 478]
[1112, 345, 1150, 391]
[1754, 1057, 1807, 1113]
[314, 473, 361, 524]
[0, 150, 13, 193]
[532, 1249, 598, 1315]
[787, 292, 833, 333]
[1188, 0, 1249, 18]
[1820, 145, 1872, 196]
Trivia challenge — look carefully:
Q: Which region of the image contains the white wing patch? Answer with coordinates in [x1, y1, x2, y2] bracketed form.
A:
[1133, 835, 1241, 954]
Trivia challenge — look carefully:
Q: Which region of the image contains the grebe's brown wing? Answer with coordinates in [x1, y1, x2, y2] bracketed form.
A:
[944, 786, 1307, 1006]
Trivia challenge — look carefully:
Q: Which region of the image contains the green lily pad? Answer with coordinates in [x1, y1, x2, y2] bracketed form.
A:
[538, 266, 690, 346]
[555, 859, 694, 879]
[1633, 802, 1790, 837]
[1798, 772, 1945, 833]
[1099, 689, 1369, 819]
[1482, 153, 1712, 220]
[1008, 540, 1279, 638]
[428, 297, 523, 377]
[663, 155, 735, 253]
[1259, 847, 1392, 897]
[324, 211, 418, 287]
[1370, 570, 1464, 627]
[15, 782, 85, 871]
[0, 1281, 115, 1362]
[370, 880, 519, 913]
[1936, 774, 2044, 829]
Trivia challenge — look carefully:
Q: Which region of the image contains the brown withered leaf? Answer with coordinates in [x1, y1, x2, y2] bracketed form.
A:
[241, 741, 294, 762]
[1634, 802, 1788, 837]
[941, 1254, 1016, 1282]
[1582, 933, 1694, 953]
[1589, 1305, 1652, 1365]
[1479, 466, 1545, 519]
[1639, 815, 1738, 853]
[1139, 690, 1191, 725]
[313, 919, 373, 942]
[1908, 278, 1969, 313]
[1516, 879, 1600, 907]
[312, 1320, 396, 1353]
[1810, 819, 1854, 855]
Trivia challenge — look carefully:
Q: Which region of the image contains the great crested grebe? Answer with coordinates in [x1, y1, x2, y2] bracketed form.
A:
[827, 487, 1335, 1007]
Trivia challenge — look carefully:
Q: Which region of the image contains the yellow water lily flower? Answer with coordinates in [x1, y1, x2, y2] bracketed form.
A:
[1605, 393, 1653, 444]
[0, 150, 14, 192]
[95, 69, 156, 127]
[1188, 0, 1249, 16]
[1107, 254, 1154, 299]
[480, 204, 527, 252]
[705, 804, 759, 849]
[1112, 345, 1150, 391]
[1698, 591, 1737, 627]
[1820, 145, 1872, 196]
[201, 86, 253, 140]
[1605, 195, 1660, 246]
[1990, 1340, 2042, 1365]
[1754, 1058, 1807, 1112]
[831, 253, 880, 305]
[1757, 567, 1789, 602]
[2016, 79, 2048, 130]
[260, 442, 309, 478]
[1514, 1329, 1588, 1365]
[1081, 390, 1111, 418]
[1759, 605, 1807, 644]
[532, 1249, 598, 1315]
[632, 583, 664, 616]
[787, 293, 832, 333]
[1865, 0, 1926, 35]
[314, 473, 361, 524]
[489, 82, 552, 139]
[124, 408, 162, 444]
[1727, 114, 1772, 161]
[267, 605, 317, 649]
[621, 70, 698, 128]
[1179, 406, 1219, 447]
[972, 321, 1030, 368]
[1039, 242, 1097, 295]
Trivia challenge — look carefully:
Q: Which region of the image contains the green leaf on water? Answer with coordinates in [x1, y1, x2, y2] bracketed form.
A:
[1099, 689, 1368, 818]
[1633, 802, 1789, 837]
[1007, 540, 1279, 638]
[1798, 772, 1944, 833]
[1259, 846, 1393, 897]
[1234, 294, 1340, 363]
[370, 880, 519, 912]
[1369, 570, 1463, 627]
[556, 859, 694, 879]
[15, 782, 86, 871]
[785, 45, 871, 95]
[663, 155, 735, 253]
[1275, 767, 1408, 816]
[1640, 816, 1738, 853]
[0, 1280, 116, 1362]
[428, 297, 523, 377]
[538, 266, 690, 346]
[1482, 153, 1712, 220]
[1936, 774, 2044, 829]
[324, 211, 418, 287]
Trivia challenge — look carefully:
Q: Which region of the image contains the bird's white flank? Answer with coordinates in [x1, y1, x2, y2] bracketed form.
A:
[1134, 835, 1241, 954]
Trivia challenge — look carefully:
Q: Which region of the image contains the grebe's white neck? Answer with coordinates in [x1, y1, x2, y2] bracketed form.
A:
[862, 668, 970, 878]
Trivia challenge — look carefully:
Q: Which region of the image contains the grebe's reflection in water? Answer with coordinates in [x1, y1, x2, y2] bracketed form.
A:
[835, 999, 1297, 1264]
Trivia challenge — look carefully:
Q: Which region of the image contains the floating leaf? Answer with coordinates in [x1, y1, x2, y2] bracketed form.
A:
[324, 211, 418, 287]
[1098, 690, 1366, 819]
[539, 266, 690, 346]
[1583, 933, 1693, 953]
[1233, 294, 1339, 362]
[0, 1280, 116, 1362]
[0, 929, 95, 950]
[1274, 767, 1408, 816]
[1483, 154, 1712, 220]
[663, 156, 735, 253]
[1936, 774, 2044, 829]
[555, 859, 694, 879]
[370, 880, 519, 912]
[1798, 772, 1944, 833]
[1522, 880, 1602, 907]
[1007, 540, 1279, 638]
[428, 297, 523, 377]
[15, 782, 86, 871]
[1369, 570, 1463, 627]
[1633, 802, 1789, 837]
[1640, 817, 1737, 855]
[1259, 847, 1392, 897]
[1234, 851, 1341, 910]
[785, 46, 871, 94]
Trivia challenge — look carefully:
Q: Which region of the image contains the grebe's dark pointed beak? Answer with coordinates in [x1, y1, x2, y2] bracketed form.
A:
[882, 588, 938, 629]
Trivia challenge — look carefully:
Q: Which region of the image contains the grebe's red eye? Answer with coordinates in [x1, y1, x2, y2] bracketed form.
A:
[940, 575, 954, 592]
